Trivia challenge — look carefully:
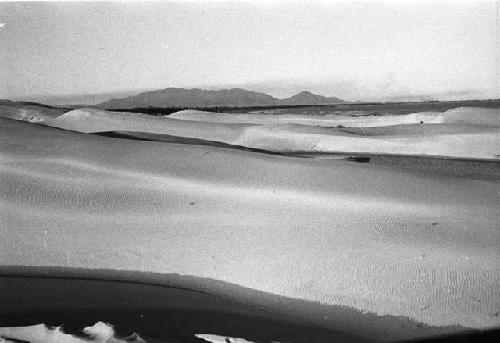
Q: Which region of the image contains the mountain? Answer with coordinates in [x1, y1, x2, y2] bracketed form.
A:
[97, 88, 344, 109]
[278, 91, 344, 106]
[98, 88, 277, 109]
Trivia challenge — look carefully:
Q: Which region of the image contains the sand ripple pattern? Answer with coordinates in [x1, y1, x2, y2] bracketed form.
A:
[1, 117, 499, 330]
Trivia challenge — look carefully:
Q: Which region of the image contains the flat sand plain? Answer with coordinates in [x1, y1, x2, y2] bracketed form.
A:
[1, 113, 499, 339]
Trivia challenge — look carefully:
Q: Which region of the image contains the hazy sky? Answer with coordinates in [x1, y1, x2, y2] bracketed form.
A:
[0, 0, 498, 102]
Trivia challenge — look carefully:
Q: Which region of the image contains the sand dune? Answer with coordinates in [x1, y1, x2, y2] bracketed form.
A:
[168, 109, 356, 127]
[169, 107, 500, 127]
[40, 107, 500, 159]
[339, 123, 499, 137]
[232, 124, 499, 159]
[440, 107, 500, 126]
[0, 100, 66, 123]
[45, 108, 252, 143]
[1, 117, 499, 334]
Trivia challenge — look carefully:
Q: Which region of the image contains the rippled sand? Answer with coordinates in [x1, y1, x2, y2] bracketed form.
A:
[1, 117, 499, 333]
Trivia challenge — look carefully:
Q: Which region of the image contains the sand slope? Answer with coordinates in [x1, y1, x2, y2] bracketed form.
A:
[232, 124, 499, 159]
[169, 107, 500, 127]
[0, 100, 66, 123]
[45, 108, 252, 143]
[1, 117, 499, 335]
[42, 107, 500, 159]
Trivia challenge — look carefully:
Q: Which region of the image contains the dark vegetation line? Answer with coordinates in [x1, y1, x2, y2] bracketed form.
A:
[105, 104, 345, 115]
[102, 99, 500, 116]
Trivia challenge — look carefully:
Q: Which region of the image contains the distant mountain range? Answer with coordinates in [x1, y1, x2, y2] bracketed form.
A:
[279, 91, 345, 105]
[97, 88, 345, 109]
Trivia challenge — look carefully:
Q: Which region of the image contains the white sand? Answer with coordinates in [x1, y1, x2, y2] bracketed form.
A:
[0, 102, 65, 123]
[0, 322, 142, 343]
[196, 334, 253, 343]
[232, 123, 499, 158]
[45, 108, 252, 143]
[1, 118, 499, 331]
[169, 107, 500, 127]
[43, 107, 500, 159]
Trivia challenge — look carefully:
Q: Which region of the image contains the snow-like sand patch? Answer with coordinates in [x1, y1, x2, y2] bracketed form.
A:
[45, 108, 253, 143]
[43, 107, 500, 159]
[169, 107, 500, 127]
[1, 118, 499, 332]
[233, 124, 500, 159]
[0, 322, 144, 343]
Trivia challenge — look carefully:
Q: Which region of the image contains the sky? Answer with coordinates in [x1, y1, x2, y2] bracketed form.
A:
[0, 0, 499, 103]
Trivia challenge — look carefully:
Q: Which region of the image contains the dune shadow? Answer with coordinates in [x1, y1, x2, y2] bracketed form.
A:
[0, 265, 473, 343]
[95, 131, 294, 157]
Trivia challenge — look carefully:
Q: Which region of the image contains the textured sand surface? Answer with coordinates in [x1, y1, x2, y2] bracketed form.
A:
[43, 107, 500, 159]
[1, 118, 499, 331]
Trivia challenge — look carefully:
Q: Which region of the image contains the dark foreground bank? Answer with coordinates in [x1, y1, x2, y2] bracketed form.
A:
[1, 266, 498, 343]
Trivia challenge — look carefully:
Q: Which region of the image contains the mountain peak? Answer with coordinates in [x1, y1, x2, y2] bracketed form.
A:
[98, 88, 344, 109]
[295, 91, 315, 96]
[280, 91, 344, 105]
